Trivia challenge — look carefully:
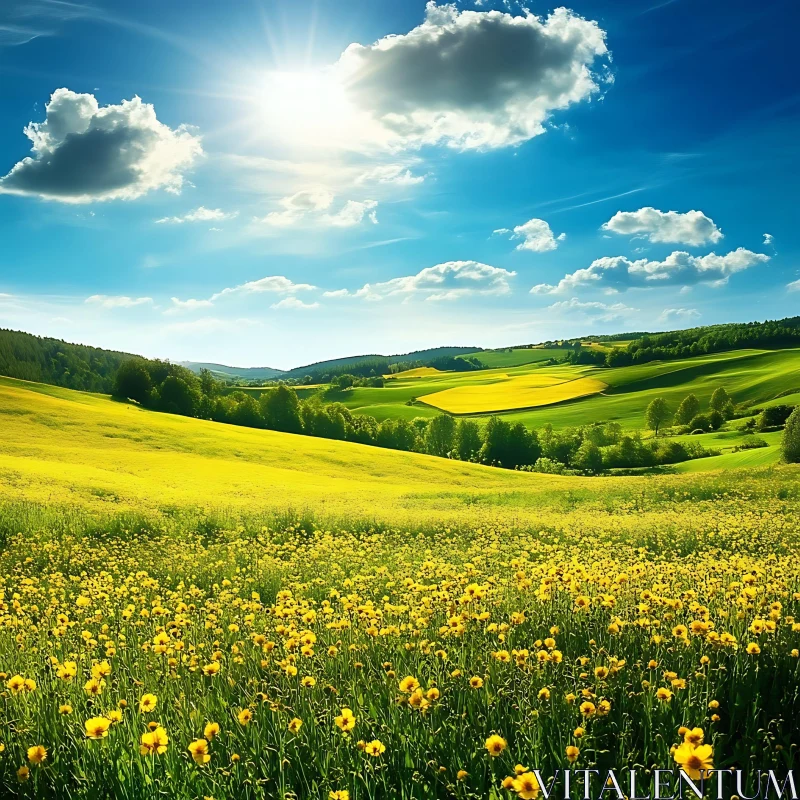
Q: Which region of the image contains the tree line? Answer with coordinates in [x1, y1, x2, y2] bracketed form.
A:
[113, 357, 716, 474]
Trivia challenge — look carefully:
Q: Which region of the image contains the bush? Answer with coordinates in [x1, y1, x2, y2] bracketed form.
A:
[758, 404, 795, 431]
[688, 413, 713, 432]
[709, 409, 725, 430]
[526, 457, 568, 474]
[783, 407, 800, 463]
[735, 435, 769, 452]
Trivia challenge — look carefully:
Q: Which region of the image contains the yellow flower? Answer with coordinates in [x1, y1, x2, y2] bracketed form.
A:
[84, 678, 105, 696]
[17, 766, 30, 782]
[202, 662, 221, 677]
[683, 727, 704, 746]
[106, 709, 123, 724]
[85, 716, 112, 739]
[188, 738, 211, 765]
[301, 676, 316, 688]
[579, 701, 596, 717]
[288, 717, 303, 734]
[27, 745, 48, 765]
[364, 739, 386, 757]
[399, 676, 420, 694]
[237, 708, 253, 726]
[204, 722, 220, 740]
[746, 642, 761, 655]
[512, 772, 541, 799]
[329, 792, 350, 800]
[673, 742, 713, 780]
[538, 687, 551, 701]
[565, 746, 580, 763]
[656, 687, 673, 703]
[59, 704, 73, 715]
[469, 676, 484, 689]
[335, 708, 356, 732]
[139, 726, 168, 756]
[139, 693, 157, 713]
[485, 734, 507, 757]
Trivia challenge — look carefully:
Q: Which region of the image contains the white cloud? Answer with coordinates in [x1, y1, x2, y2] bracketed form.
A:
[601, 207, 723, 247]
[495, 218, 565, 252]
[0, 88, 202, 202]
[787, 279, 800, 293]
[324, 199, 378, 227]
[334, 260, 516, 302]
[532, 248, 770, 294]
[356, 164, 425, 186]
[322, 288, 351, 298]
[259, 189, 377, 228]
[211, 275, 316, 301]
[547, 297, 637, 323]
[156, 207, 238, 224]
[271, 297, 321, 310]
[164, 297, 214, 315]
[335, 3, 609, 151]
[659, 308, 701, 323]
[85, 295, 153, 309]
[763, 233, 774, 246]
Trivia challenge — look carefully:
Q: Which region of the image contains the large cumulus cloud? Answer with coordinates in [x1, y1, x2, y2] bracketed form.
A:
[335, 2, 609, 150]
[0, 88, 202, 202]
[532, 248, 770, 294]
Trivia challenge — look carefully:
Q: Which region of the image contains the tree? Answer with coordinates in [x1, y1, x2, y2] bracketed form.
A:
[708, 409, 724, 430]
[675, 394, 701, 426]
[573, 440, 603, 473]
[455, 420, 482, 461]
[113, 359, 152, 404]
[782, 407, 800, 463]
[645, 397, 671, 437]
[688, 413, 713, 432]
[158, 375, 198, 416]
[480, 417, 512, 467]
[229, 395, 263, 428]
[425, 414, 456, 458]
[709, 387, 731, 413]
[260, 386, 302, 433]
[758, 404, 795, 431]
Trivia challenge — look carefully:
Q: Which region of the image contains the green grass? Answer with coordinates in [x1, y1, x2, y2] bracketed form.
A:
[460, 347, 565, 368]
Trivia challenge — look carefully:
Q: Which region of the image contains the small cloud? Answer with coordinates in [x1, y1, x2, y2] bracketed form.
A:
[85, 294, 153, 309]
[258, 190, 378, 229]
[763, 233, 774, 247]
[322, 288, 351, 298]
[156, 207, 238, 224]
[495, 218, 564, 253]
[211, 275, 316, 301]
[659, 307, 701, 323]
[356, 165, 425, 186]
[164, 297, 214, 315]
[547, 297, 638, 323]
[271, 297, 320, 310]
[787, 279, 800, 293]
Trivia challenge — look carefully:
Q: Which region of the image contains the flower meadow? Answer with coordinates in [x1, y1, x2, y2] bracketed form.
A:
[0, 477, 799, 799]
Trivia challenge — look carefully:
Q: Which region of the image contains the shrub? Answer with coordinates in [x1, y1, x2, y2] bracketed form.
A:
[783, 407, 800, 463]
[735, 435, 769, 452]
[758, 404, 795, 431]
[688, 413, 713, 432]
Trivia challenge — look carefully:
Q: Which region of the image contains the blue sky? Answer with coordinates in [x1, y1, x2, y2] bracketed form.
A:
[0, 0, 797, 368]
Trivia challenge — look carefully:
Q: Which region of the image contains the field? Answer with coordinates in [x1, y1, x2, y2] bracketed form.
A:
[460, 348, 566, 369]
[326, 348, 800, 434]
[1, 372, 800, 798]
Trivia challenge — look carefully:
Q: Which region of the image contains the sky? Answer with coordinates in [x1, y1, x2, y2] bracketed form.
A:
[0, 0, 798, 369]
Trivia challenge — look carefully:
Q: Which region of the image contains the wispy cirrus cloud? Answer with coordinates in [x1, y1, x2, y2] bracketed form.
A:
[85, 294, 153, 309]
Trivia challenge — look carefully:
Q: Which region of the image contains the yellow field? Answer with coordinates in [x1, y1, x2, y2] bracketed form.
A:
[384, 366, 446, 379]
[419, 373, 607, 414]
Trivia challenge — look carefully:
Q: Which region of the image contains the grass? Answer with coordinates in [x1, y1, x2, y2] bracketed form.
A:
[384, 366, 445, 379]
[1, 375, 800, 797]
[460, 347, 566, 368]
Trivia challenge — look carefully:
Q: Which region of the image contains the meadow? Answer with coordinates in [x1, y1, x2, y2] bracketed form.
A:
[1, 374, 799, 798]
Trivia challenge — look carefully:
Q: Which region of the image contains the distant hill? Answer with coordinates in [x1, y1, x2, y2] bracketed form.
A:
[281, 346, 483, 380]
[179, 361, 286, 381]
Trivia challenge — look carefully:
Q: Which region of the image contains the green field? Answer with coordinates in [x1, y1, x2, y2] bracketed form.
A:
[325, 348, 800, 433]
[460, 347, 566, 368]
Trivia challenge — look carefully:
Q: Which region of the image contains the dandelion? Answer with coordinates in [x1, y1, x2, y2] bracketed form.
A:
[288, 717, 303, 734]
[85, 716, 112, 739]
[237, 709, 253, 726]
[329, 792, 350, 800]
[469, 676, 484, 689]
[59, 704, 73, 715]
[656, 687, 673, 703]
[17, 766, 30, 782]
[512, 772, 541, 799]
[139, 727, 168, 756]
[335, 708, 356, 732]
[139, 693, 157, 713]
[202, 662, 221, 677]
[27, 745, 47, 765]
[204, 722, 220, 740]
[673, 742, 714, 780]
[364, 739, 386, 757]
[188, 738, 211, 765]
[485, 734, 507, 757]
[399, 676, 420, 694]
[566, 745, 580, 763]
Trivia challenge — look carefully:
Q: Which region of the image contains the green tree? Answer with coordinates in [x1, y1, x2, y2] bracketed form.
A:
[158, 376, 198, 416]
[709, 387, 731, 413]
[688, 413, 713, 432]
[644, 397, 671, 437]
[782, 407, 800, 463]
[229, 395, 263, 428]
[675, 394, 701, 426]
[573, 440, 604, 473]
[455, 420, 482, 461]
[479, 416, 511, 467]
[260, 386, 302, 433]
[425, 414, 456, 458]
[113, 359, 152, 404]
